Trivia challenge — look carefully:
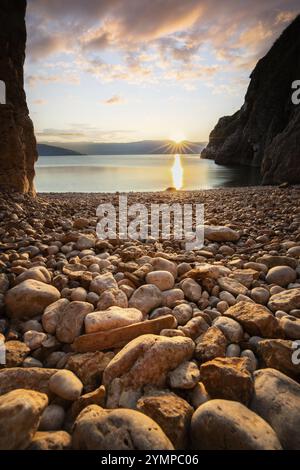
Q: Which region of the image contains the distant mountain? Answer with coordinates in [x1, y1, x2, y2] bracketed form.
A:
[38, 140, 206, 155]
[37, 144, 84, 156]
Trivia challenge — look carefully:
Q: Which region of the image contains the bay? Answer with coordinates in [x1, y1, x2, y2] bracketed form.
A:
[35, 154, 261, 193]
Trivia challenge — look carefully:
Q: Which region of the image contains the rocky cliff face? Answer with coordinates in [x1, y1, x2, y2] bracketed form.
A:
[201, 15, 300, 185]
[0, 0, 37, 194]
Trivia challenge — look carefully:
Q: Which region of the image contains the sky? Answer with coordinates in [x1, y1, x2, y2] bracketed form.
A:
[25, 0, 299, 144]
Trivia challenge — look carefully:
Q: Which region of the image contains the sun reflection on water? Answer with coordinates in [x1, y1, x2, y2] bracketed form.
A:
[171, 154, 183, 190]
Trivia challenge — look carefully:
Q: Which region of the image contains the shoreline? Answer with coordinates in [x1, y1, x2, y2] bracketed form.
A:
[35, 184, 299, 197]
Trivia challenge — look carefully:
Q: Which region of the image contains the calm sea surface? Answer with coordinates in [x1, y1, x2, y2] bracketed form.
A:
[35, 154, 261, 193]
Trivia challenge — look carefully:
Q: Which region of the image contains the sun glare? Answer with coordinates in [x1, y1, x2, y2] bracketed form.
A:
[171, 154, 183, 190]
[151, 133, 193, 154]
[170, 133, 186, 144]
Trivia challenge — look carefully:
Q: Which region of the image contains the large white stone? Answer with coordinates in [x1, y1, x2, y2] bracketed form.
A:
[0, 389, 48, 450]
[191, 399, 281, 450]
[129, 284, 162, 315]
[85, 307, 144, 334]
[146, 271, 175, 291]
[5, 280, 60, 319]
[49, 370, 83, 401]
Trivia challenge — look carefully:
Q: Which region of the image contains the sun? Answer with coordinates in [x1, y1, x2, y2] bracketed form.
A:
[170, 133, 186, 144]
[152, 133, 193, 154]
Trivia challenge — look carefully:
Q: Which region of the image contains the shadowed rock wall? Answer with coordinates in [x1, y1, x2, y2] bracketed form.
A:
[201, 15, 300, 185]
[0, 0, 37, 194]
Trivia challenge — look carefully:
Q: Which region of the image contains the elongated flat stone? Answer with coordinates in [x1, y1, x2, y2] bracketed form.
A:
[72, 315, 177, 352]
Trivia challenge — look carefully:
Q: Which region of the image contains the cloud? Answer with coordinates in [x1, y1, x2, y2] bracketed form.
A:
[26, 73, 80, 87]
[26, 0, 299, 90]
[103, 94, 126, 105]
[76, 55, 155, 85]
[28, 0, 203, 42]
[36, 125, 137, 142]
[82, 31, 111, 51]
[28, 33, 71, 60]
[164, 65, 219, 82]
[239, 22, 273, 49]
[275, 10, 297, 25]
[36, 129, 86, 138]
[32, 99, 48, 105]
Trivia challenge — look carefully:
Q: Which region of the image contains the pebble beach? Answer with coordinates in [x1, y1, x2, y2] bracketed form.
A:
[0, 186, 300, 450]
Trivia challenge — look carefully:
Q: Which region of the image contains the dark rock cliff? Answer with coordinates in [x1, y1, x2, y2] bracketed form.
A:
[201, 15, 300, 184]
[0, 0, 37, 194]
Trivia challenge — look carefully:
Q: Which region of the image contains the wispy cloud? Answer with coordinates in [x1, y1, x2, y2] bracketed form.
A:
[26, 73, 80, 87]
[28, 33, 71, 61]
[32, 99, 48, 105]
[35, 124, 137, 142]
[36, 129, 86, 138]
[103, 94, 126, 105]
